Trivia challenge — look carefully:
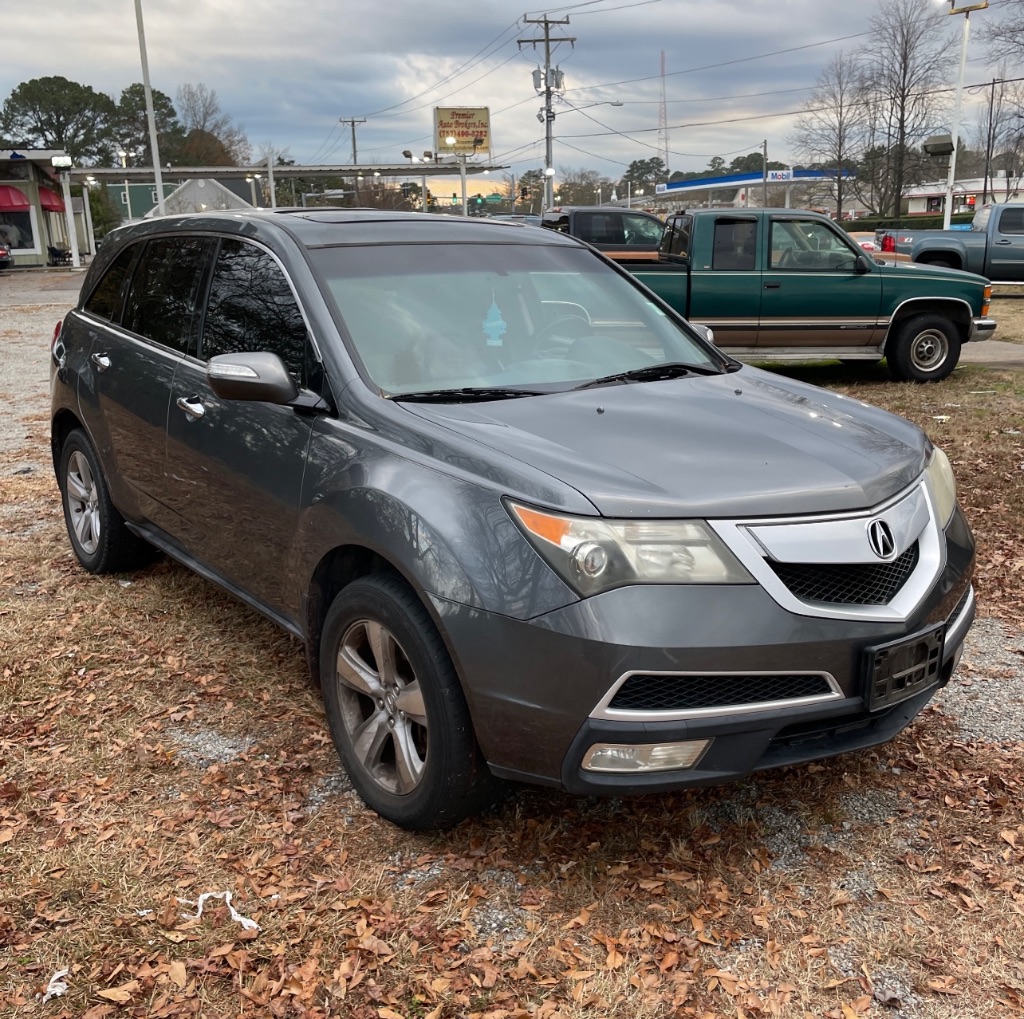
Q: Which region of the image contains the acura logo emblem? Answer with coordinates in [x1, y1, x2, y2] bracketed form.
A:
[867, 519, 897, 560]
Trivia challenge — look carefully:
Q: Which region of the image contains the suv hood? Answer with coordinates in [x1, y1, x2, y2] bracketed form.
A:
[403, 369, 927, 518]
[880, 261, 989, 285]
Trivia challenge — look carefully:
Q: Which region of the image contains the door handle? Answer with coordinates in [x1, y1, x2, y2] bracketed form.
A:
[91, 352, 111, 371]
[763, 282, 781, 290]
[995, 238, 1012, 245]
[176, 396, 206, 420]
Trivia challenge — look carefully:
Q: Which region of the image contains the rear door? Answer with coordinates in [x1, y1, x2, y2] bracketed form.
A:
[79, 236, 212, 525]
[989, 206, 1024, 280]
[759, 216, 883, 350]
[686, 215, 761, 347]
[164, 237, 318, 615]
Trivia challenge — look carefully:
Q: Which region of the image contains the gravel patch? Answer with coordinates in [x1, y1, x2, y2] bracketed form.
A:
[0, 271, 81, 459]
[933, 617, 1024, 743]
[166, 725, 255, 767]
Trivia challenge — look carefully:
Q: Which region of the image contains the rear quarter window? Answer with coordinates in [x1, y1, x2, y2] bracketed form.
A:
[82, 245, 137, 321]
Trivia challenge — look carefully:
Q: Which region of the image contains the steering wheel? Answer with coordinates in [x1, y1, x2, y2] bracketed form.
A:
[525, 314, 593, 358]
[777, 249, 796, 268]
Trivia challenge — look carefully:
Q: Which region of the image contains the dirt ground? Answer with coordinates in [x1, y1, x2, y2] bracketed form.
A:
[991, 291, 1024, 343]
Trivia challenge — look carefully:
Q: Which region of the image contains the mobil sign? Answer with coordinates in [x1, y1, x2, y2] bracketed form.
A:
[767, 169, 794, 182]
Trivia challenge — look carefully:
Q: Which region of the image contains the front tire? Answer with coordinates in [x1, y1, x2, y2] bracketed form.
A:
[58, 429, 152, 573]
[320, 574, 498, 831]
[887, 314, 961, 383]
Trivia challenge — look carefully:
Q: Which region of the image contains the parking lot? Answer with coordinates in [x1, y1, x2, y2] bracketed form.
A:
[3, 268, 1024, 1017]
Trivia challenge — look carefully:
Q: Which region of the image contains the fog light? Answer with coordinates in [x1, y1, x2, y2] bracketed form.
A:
[582, 739, 711, 773]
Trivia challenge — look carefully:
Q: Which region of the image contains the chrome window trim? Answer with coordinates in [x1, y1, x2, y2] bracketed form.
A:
[590, 669, 843, 722]
[710, 476, 946, 623]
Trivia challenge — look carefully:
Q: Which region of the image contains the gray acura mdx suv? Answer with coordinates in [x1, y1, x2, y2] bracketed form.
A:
[50, 210, 975, 830]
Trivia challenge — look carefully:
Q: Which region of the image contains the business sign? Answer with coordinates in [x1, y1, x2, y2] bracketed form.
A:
[767, 169, 794, 182]
[434, 107, 491, 156]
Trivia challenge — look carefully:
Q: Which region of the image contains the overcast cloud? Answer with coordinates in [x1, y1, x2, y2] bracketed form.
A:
[1, 0, 1012, 180]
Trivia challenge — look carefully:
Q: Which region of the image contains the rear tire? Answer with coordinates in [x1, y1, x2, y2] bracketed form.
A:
[58, 429, 153, 573]
[887, 314, 961, 383]
[320, 574, 499, 831]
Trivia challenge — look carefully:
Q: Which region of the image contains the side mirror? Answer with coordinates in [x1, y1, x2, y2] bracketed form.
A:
[690, 322, 716, 346]
[855, 254, 874, 274]
[207, 351, 300, 404]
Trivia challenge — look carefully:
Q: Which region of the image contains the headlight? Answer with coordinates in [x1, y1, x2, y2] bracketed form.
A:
[508, 501, 754, 596]
[924, 444, 957, 527]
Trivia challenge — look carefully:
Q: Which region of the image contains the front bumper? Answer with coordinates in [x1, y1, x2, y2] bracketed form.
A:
[435, 507, 974, 794]
[969, 317, 997, 343]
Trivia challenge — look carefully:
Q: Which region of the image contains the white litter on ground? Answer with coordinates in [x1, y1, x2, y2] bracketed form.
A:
[40, 969, 70, 1003]
[177, 890, 259, 932]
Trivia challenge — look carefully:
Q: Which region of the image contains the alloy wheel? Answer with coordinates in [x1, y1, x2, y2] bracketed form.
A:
[65, 450, 101, 556]
[334, 619, 428, 795]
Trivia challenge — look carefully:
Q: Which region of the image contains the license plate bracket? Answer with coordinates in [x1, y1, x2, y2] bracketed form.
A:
[863, 624, 945, 712]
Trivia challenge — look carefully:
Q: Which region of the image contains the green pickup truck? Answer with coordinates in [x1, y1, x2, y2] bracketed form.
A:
[628, 209, 995, 381]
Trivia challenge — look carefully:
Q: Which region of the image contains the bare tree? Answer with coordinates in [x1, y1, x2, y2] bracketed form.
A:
[861, 0, 952, 217]
[175, 83, 250, 165]
[789, 51, 866, 218]
[554, 166, 611, 205]
[978, 0, 1024, 62]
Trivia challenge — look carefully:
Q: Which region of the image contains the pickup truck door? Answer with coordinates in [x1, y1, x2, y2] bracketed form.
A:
[686, 216, 760, 346]
[759, 216, 883, 350]
[989, 206, 1024, 280]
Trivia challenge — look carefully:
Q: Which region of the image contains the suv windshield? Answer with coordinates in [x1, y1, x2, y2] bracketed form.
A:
[311, 243, 722, 395]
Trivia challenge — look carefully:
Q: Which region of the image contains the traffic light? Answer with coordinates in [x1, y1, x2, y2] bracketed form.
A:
[399, 182, 411, 197]
[519, 185, 529, 200]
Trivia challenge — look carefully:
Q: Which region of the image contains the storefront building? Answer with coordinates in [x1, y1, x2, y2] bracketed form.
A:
[0, 149, 91, 268]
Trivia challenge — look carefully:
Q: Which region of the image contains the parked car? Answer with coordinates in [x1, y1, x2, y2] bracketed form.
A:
[634, 209, 995, 381]
[540, 205, 665, 261]
[0, 240, 11, 271]
[846, 231, 911, 265]
[876, 203, 1024, 282]
[489, 213, 542, 226]
[51, 210, 976, 830]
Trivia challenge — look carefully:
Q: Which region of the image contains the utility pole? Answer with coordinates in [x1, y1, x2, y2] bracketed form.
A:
[519, 15, 574, 212]
[762, 139, 768, 209]
[340, 117, 366, 205]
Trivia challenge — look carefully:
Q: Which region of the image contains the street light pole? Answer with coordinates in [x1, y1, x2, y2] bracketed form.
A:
[942, 1, 988, 230]
[133, 0, 165, 216]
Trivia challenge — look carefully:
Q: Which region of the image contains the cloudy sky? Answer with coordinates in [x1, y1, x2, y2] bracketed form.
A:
[1, 0, 1012, 181]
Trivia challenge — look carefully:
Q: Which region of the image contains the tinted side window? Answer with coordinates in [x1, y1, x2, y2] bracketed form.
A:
[712, 219, 757, 271]
[122, 236, 212, 353]
[661, 215, 692, 258]
[200, 239, 308, 383]
[83, 244, 137, 321]
[576, 213, 625, 246]
[998, 208, 1024, 234]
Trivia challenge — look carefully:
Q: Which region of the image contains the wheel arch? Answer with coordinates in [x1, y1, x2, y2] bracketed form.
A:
[884, 298, 972, 350]
[51, 408, 87, 474]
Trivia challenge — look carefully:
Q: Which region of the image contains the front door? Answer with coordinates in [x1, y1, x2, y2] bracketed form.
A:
[759, 216, 883, 350]
[164, 238, 317, 616]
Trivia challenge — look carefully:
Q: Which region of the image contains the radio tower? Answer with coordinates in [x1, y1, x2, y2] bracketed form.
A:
[657, 50, 670, 174]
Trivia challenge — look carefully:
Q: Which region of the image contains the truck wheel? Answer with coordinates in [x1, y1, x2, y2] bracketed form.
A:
[319, 574, 499, 831]
[924, 258, 955, 270]
[887, 315, 961, 383]
[58, 428, 153, 573]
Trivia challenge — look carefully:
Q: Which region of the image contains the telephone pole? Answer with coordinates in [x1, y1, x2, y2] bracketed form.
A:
[340, 117, 366, 205]
[519, 16, 575, 211]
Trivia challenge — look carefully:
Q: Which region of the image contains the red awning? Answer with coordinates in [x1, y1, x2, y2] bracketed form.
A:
[39, 187, 65, 212]
[0, 184, 30, 212]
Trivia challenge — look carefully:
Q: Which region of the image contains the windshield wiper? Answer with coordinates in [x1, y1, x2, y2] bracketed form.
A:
[572, 361, 721, 390]
[390, 386, 546, 403]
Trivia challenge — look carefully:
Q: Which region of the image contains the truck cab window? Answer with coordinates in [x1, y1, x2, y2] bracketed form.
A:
[712, 219, 757, 271]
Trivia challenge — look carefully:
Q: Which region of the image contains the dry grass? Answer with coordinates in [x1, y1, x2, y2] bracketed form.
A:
[2, 368, 1024, 1018]
[991, 293, 1024, 345]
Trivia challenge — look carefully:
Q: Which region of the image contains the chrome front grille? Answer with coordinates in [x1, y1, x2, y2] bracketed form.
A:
[766, 543, 919, 606]
[607, 673, 835, 713]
